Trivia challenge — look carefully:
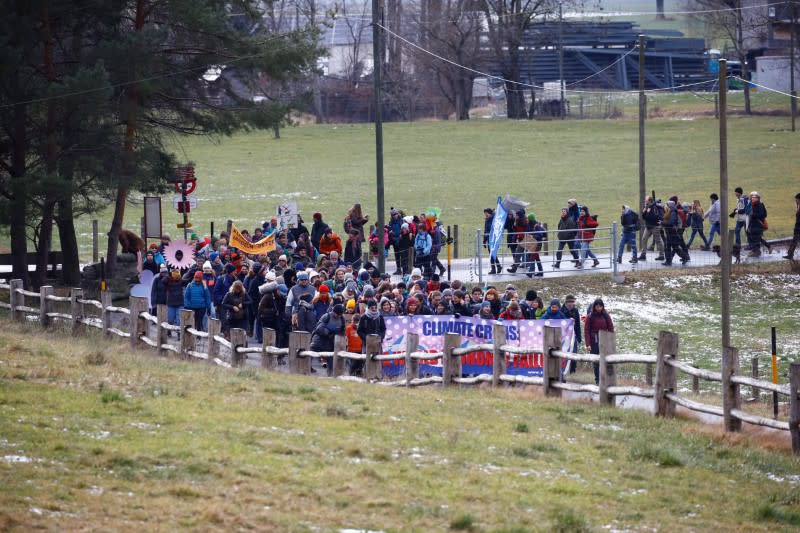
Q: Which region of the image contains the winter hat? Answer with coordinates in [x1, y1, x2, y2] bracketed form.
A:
[363, 287, 376, 299]
[266, 271, 276, 282]
[149, 243, 159, 251]
[332, 304, 345, 315]
[549, 298, 560, 307]
[203, 261, 212, 270]
[159, 264, 168, 272]
[318, 284, 330, 293]
[194, 271, 203, 280]
[344, 272, 354, 282]
[527, 213, 536, 223]
[749, 191, 760, 198]
[297, 272, 309, 281]
[567, 198, 577, 206]
[309, 270, 319, 280]
[481, 301, 491, 310]
[565, 294, 576, 303]
[313, 212, 322, 220]
[278, 254, 288, 262]
[442, 288, 453, 297]
[406, 296, 419, 306]
[410, 268, 422, 278]
[294, 262, 305, 271]
[210, 252, 219, 262]
[346, 299, 356, 311]
[401, 222, 409, 231]
[225, 263, 236, 273]
[525, 289, 538, 301]
[252, 263, 263, 275]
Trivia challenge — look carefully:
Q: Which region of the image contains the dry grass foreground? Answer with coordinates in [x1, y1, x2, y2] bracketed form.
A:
[1, 319, 799, 532]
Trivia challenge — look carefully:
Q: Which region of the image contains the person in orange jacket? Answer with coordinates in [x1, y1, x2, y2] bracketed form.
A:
[319, 227, 343, 256]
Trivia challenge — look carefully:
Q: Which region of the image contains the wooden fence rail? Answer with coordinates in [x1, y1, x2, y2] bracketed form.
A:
[0, 279, 797, 455]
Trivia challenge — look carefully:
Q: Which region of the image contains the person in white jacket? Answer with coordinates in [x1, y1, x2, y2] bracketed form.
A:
[704, 193, 721, 248]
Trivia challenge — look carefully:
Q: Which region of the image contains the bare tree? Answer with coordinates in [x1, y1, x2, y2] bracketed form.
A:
[687, 0, 771, 114]
[411, 0, 485, 119]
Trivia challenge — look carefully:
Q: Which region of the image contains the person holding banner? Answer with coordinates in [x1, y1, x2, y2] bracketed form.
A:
[483, 208, 502, 275]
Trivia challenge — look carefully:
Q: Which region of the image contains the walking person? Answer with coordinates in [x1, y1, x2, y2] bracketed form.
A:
[661, 200, 690, 266]
[704, 193, 721, 249]
[730, 187, 750, 246]
[616, 205, 639, 264]
[183, 271, 212, 332]
[686, 200, 710, 250]
[584, 298, 614, 385]
[483, 208, 502, 275]
[746, 191, 769, 257]
[553, 207, 579, 269]
[221, 280, 251, 338]
[783, 193, 800, 260]
[577, 206, 599, 268]
[638, 196, 664, 262]
[562, 295, 582, 375]
[413, 223, 433, 279]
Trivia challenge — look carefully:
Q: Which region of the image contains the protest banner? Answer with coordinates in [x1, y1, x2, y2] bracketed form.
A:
[230, 223, 276, 255]
[380, 315, 574, 377]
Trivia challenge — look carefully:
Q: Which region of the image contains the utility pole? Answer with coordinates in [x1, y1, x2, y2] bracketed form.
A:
[372, 0, 386, 272]
[638, 35, 646, 237]
[558, 2, 565, 119]
[789, 2, 797, 131]
[719, 59, 731, 362]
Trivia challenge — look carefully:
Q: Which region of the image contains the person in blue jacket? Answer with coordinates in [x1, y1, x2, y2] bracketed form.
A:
[540, 298, 566, 320]
[184, 271, 211, 331]
[413, 223, 433, 279]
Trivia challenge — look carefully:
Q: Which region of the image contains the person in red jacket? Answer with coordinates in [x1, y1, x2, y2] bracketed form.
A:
[577, 206, 600, 269]
[584, 298, 614, 385]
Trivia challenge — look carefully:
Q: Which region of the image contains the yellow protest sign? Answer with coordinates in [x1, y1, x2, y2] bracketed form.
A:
[229, 224, 276, 255]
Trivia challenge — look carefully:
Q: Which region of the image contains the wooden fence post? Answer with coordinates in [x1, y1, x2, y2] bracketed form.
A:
[226, 219, 233, 238]
[180, 309, 195, 360]
[9, 279, 22, 322]
[230, 328, 247, 367]
[645, 363, 653, 386]
[691, 364, 700, 395]
[70, 288, 84, 335]
[207, 318, 221, 364]
[92, 220, 99, 263]
[654, 331, 679, 417]
[441, 332, 461, 387]
[492, 323, 507, 388]
[789, 363, 799, 456]
[598, 330, 617, 405]
[155, 305, 168, 356]
[261, 328, 277, 370]
[543, 326, 562, 398]
[129, 296, 148, 349]
[101, 290, 113, 338]
[332, 334, 347, 377]
[39, 286, 53, 328]
[405, 332, 419, 386]
[364, 334, 383, 381]
[453, 224, 459, 258]
[288, 331, 311, 375]
[723, 346, 742, 432]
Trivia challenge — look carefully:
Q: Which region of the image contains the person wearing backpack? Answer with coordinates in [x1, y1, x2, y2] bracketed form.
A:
[639, 196, 665, 262]
[413, 223, 433, 279]
[522, 213, 545, 277]
[617, 205, 639, 264]
[661, 200, 690, 266]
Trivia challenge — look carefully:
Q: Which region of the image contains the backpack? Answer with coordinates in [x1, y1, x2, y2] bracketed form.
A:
[675, 204, 688, 229]
[343, 216, 353, 235]
[589, 215, 598, 238]
[632, 212, 642, 231]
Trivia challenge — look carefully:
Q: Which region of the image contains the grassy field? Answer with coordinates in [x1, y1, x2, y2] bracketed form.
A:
[57, 102, 798, 262]
[1, 317, 799, 532]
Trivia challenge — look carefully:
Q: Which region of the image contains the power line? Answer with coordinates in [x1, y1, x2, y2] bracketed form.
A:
[732, 76, 800, 99]
[378, 22, 720, 95]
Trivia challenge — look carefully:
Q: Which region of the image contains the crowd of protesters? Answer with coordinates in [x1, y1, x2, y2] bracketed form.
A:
[481, 188, 784, 275]
[142, 189, 796, 378]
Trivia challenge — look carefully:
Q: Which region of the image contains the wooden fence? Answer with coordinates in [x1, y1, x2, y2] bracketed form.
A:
[1, 279, 797, 455]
